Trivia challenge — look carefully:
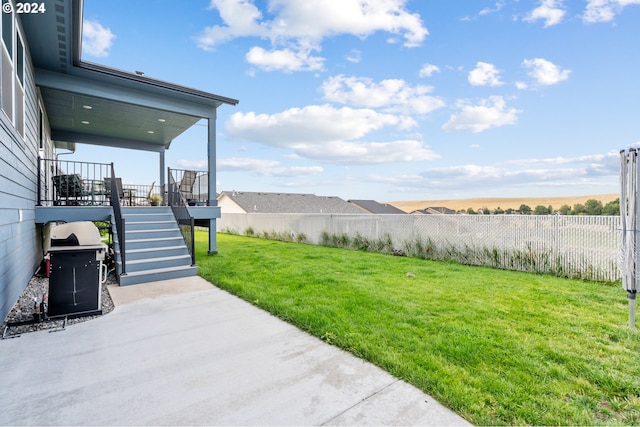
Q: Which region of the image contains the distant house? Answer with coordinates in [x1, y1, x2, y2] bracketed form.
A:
[411, 207, 457, 215]
[348, 200, 406, 214]
[217, 191, 366, 214]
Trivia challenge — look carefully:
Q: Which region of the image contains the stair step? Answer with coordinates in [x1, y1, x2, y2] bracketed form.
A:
[125, 254, 191, 265]
[118, 254, 192, 273]
[126, 228, 178, 234]
[125, 245, 190, 260]
[118, 265, 199, 286]
[123, 214, 175, 220]
[127, 245, 187, 254]
[127, 220, 176, 225]
[124, 229, 182, 241]
[121, 236, 186, 251]
[126, 221, 179, 231]
[125, 236, 184, 244]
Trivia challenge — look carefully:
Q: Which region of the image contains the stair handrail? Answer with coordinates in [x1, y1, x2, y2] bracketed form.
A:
[110, 163, 126, 276]
[168, 168, 196, 265]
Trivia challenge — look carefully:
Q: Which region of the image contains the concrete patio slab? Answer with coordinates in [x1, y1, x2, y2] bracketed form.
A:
[0, 278, 471, 426]
[106, 275, 212, 306]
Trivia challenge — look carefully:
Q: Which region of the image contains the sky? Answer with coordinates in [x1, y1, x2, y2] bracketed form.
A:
[75, 0, 640, 202]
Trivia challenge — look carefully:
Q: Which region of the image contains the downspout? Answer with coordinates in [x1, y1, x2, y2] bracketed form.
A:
[208, 112, 217, 254]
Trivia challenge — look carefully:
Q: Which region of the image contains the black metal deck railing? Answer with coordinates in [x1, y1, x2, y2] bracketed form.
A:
[168, 167, 209, 205]
[168, 168, 196, 265]
[38, 158, 114, 206]
[110, 163, 126, 276]
[38, 158, 159, 207]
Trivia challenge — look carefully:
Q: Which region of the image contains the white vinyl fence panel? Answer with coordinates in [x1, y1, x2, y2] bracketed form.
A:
[218, 214, 621, 282]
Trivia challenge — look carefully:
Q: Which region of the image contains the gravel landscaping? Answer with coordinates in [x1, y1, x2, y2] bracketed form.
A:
[2, 272, 116, 338]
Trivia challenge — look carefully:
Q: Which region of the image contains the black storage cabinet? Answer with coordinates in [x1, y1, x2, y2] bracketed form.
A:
[48, 246, 103, 317]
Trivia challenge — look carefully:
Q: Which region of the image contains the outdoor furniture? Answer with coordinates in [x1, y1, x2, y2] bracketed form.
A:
[103, 177, 124, 203]
[84, 180, 110, 205]
[123, 189, 135, 206]
[52, 174, 85, 205]
[180, 171, 196, 204]
[131, 181, 155, 206]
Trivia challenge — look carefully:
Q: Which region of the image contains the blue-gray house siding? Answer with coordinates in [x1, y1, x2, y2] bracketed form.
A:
[0, 10, 54, 321]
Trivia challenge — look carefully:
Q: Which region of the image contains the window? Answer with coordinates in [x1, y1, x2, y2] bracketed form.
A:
[15, 29, 23, 137]
[1, 0, 13, 122]
[2, 0, 11, 57]
[0, 0, 26, 138]
[38, 107, 43, 149]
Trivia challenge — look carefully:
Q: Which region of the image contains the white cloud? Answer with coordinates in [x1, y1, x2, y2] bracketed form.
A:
[419, 63, 440, 78]
[442, 96, 520, 133]
[506, 152, 617, 166]
[245, 45, 324, 72]
[217, 157, 280, 171]
[345, 49, 362, 63]
[217, 157, 323, 177]
[226, 105, 406, 145]
[265, 166, 324, 177]
[293, 140, 439, 164]
[195, 0, 428, 72]
[267, 0, 427, 47]
[468, 62, 503, 87]
[176, 159, 208, 169]
[515, 81, 528, 90]
[582, 0, 640, 23]
[523, 58, 571, 86]
[523, 0, 566, 27]
[461, 1, 506, 21]
[195, 0, 267, 49]
[409, 148, 622, 192]
[224, 104, 436, 164]
[480, 1, 506, 16]
[419, 164, 588, 188]
[82, 20, 115, 57]
[321, 75, 445, 116]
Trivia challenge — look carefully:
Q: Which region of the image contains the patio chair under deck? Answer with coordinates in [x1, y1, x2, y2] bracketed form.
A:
[179, 170, 196, 203]
[103, 177, 124, 203]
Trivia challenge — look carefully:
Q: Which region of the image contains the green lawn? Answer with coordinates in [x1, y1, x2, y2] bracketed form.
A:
[196, 232, 640, 426]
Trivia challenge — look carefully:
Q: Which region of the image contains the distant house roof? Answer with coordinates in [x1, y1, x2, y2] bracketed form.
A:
[348, 200, 407, 214]
[411, 207, 457, 215]
[218, 191, 366, 214]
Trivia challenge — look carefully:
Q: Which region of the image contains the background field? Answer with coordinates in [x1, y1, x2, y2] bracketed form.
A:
[387, 193, 619, 213]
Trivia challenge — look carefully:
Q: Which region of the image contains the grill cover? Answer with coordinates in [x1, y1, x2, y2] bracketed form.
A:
[44, 221, 103, 253]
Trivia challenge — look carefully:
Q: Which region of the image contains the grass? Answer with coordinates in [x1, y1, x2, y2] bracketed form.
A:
[196, 232, 640, 426]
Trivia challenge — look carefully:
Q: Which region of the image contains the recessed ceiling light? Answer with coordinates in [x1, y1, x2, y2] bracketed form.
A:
[158, 118, 166, 123]
[81, 120, 90, 125]
[82, 105, 92, 110]
[147, 130, 155, 134]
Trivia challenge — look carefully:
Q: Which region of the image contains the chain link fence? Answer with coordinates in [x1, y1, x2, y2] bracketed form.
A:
[219, 213, 621, 282]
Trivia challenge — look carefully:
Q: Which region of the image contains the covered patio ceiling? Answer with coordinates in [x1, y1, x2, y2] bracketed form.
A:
[21, 0, 237, 153]
[38, 78, 202, 152]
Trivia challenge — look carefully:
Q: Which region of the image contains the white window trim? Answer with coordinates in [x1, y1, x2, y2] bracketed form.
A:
[0, 0, 26, 141]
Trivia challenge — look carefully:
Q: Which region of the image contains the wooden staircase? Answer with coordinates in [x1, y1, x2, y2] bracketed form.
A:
[113, 206, 198, 286]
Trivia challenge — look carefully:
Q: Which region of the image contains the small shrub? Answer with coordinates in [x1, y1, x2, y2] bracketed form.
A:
[320, 231, 331, 246]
